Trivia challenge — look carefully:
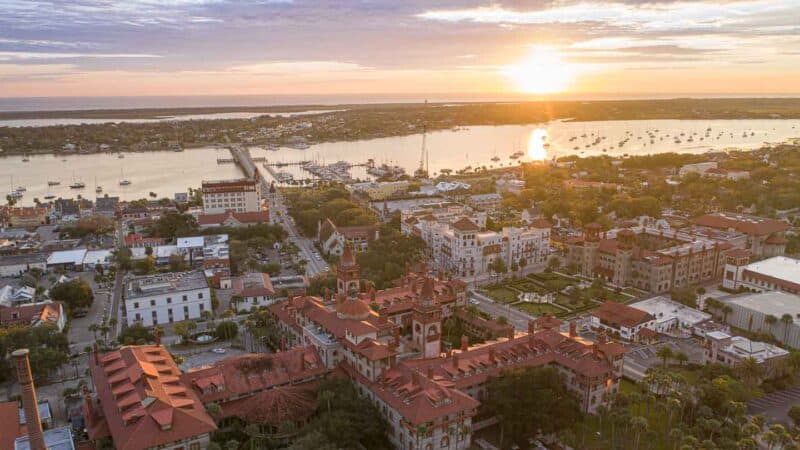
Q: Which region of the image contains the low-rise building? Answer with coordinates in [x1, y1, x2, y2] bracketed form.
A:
[346, 180, 410, 200]
[201, 177, 262, 214]
[590, 301, 657, 341]
[124, 271, 211, 326]
[629, 296, 711, 335]
[495, 178, 526, 195]
[723, 255, 800, 295]
[718, 291, 800, 349]
[232, 272, 276, 312]
[0, 301, 66, 331]
[7, 207, 48, 228]
[467, 193, 502, 211]
[0, 253, 46, 277]
[94, 195, 119, 218]
[122, 233, 166, 249]
[679, 161, 718, 177]
[691, 212, 790, 258]
[197, 210, 270, 229]
[705, 168, 750, 180]
[703, 331, 789, 378]
[318, 218, 380, 256]
[85, 345, 217, 450]
[46, 249, 88, 271]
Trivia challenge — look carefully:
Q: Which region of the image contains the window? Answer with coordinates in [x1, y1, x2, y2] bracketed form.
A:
[166, 297, 172, 304]
[133, 302, 139, 309]
[183, 295, 188, 301]
[150, 300, 156, 306]
[440, 437, 450, 448]
[198, 292, 204, 299]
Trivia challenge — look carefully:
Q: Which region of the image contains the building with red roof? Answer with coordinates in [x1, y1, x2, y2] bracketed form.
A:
[590, 301, 657, 341]
[85, 345, 217, 450]
[317, 218, 380, 256]
[691, 212, 790, 257]
[231, 272, 276, 312]
[197, 211, 270, 229]
[0, 301, 66, 331]
[566, 224, 736, 293]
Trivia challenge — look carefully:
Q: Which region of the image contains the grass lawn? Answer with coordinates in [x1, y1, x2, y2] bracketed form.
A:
[485, 287, 520, 304]
[528, 272, 578, 292]
[514, 302, 564, 316]
[594, 288, 632, 303]
[555, 293, 596, 310]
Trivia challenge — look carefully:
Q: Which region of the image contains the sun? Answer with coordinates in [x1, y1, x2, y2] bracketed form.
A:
[507, 47, 576, 94]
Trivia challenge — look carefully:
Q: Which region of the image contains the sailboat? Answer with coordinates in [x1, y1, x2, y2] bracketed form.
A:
[95, 177, 103, 193]
[69, 171, 85, 189]
[119, 168, 131, 186]
[8, 176, 24, 199]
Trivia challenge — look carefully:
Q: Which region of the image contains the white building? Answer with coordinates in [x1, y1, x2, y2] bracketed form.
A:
[201, 177, 262, 214]
[0, 254, 46, 277]
[703, 331, 789, 378]
[124, 271, 211, 326]
[720, 291, 800, 349]
[679, 161, 718, 176]
[630, 296, 711, 335]
[345, 181, 409, 200]
[232, 272, 276, 312]
[409, 216, 550, 279]
[723, 255, 800, 295]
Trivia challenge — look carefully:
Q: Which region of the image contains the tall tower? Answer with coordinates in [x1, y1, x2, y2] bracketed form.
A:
[13, 349, 46, 450]
[615, 229, 635, 286]
[412, 277, 442, 358]
[337, 244, 361, 298]
[583, 223, 602, 277]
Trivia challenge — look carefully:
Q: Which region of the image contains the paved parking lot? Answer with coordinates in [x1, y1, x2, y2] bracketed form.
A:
[748, 385, 800, 425]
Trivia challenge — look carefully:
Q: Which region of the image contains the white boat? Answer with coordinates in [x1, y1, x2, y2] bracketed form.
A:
[69, 181, 86, 189]
[119, 168, 131, 186]
[15, 186, 26, 192]
[9, 191, 23, 199]
[118, 154, 125, 159]
[48, 181, 61, 186]
[44, 194, 56, 200]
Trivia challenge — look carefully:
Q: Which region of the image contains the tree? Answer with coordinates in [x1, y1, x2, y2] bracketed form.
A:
[50, 279, 94, 312]
[736, 357, 765, 388]
[780, 313, 793, 343]
[657, 345, 674, 368]
[168, 254, 186, 272]
[148, 212, 199, 239]
[547, 256, 562, 272]
[484, 366, 580, 447]
[764, 314, 778, 334]
[118, 324, 160, 345]
[630, 416, 649, 450]
[788, 405, 800, 427]
[674, 351, 689, 367]
[216, 321, 238, 340]
[671, 286, 698, 308]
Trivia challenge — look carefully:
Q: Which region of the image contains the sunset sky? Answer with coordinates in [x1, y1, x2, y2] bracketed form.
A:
[1, 0, 799, 98]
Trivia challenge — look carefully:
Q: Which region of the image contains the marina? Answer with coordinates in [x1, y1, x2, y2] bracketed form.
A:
[2, 118, 800, 205]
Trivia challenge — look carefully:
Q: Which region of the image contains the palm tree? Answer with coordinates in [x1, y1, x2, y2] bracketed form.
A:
[737, 357, 765, 387]
[780, 313, 793, 343]
[318, 390, 335, 414]
[764, 314, 778, 334]
[630, 416, 648, 450]
[762, 430, 778, 450]
[721, 305, 733, 323]
[225, 439, 240, 450]
[666, 398, 682, 430]
[657, 346, 674, 368]
[674, 352, 689, 366]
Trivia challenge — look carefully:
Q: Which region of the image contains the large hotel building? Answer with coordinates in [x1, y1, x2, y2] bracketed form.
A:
[201, 176, 262, 214]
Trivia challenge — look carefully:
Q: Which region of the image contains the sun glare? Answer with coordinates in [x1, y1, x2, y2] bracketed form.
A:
[527, 128, 549, 161]
[507, 47, 575, 94]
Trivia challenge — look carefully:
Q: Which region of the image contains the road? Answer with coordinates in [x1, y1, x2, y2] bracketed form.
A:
[265, 186, 327, 277]
[470, 291, 535, 332]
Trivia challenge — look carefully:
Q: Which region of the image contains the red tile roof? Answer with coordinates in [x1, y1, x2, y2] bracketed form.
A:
[592, 302, 654, 328]
[220, 384, 317, 426]
[451, 217, 479, 232]
[0, 400, 24, 450]
[691, 212, 790, 236]
[183, 347, 326, 405]
[87, 346, 216, 450]
[232, 272, 275, 298]
[123, 234, 166, 247]
[197, 211, 270, 226]
[0, 302, 63, 328]
[529, 218, 552, 229]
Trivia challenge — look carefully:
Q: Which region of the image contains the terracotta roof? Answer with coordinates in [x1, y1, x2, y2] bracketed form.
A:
[532, 314, 563, 331]
[268, 296, 379, 339]
[340, 243, 357, 268]
[725, 248, 751, 259]
[0, 401, 24, 450]
[344, 338, 395, 361]
[123, 234, 166, 247]
[765, 234, 788, 245]
[691, 213, 790, 236]
[451, 217, 479, 232]
[183, 347, 326, 405]
[592, 302, 654, 328]
[336, 297, 372, 320]
[598, 239, 618, 254]
[0, 302, 63, 328]
[87, 345, 217, 450]
[232, 272, 275, 298]
[197, 211, 269, 226]
[221, 384, 317, 426]
[529, 218, 552, 229]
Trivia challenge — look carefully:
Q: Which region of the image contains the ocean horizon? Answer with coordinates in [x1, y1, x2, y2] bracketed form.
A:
[2, 92, 800, 113]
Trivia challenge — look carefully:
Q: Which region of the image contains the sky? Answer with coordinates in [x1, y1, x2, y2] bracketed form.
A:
[1, 0, 799, 98]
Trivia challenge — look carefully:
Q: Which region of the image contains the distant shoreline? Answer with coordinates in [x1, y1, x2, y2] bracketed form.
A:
[2, 97, 800, 121]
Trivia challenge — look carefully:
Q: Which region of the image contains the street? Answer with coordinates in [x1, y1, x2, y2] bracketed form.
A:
[265, 187, 327, 277]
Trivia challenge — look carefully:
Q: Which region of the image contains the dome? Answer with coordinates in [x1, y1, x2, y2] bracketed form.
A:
[336, 297, 371, 320]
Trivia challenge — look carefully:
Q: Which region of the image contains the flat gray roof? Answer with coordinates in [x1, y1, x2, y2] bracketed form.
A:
[126, 270, 208, 299]
[725, 291, 800, 324]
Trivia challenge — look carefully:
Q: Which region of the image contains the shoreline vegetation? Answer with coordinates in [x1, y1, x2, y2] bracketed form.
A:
[1, 98, 800, 156]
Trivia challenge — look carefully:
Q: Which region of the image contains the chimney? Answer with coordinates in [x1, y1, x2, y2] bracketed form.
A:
[598, 331, 607, 345]
[13, 349, 45, 450]
[427, 366, 434, 379]
[528, 320, 536, 335]
[489, 348, 496, 364]
[569, 321, 577, 338]
[460, 335, 469, 352]
[153, 326, 161, 346]
[452, 353, 459, 369]
[93, 342, 99, 365]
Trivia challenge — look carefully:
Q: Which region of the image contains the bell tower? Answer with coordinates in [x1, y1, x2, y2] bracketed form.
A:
[412, 277, 442, 358]
[337, 244, 361, 298]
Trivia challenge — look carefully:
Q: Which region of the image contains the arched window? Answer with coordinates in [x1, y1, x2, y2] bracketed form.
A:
[425, 444, 433, 450]
[440, 436, 450, 448]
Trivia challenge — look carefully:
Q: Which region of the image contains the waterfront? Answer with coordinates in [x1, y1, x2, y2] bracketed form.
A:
[3, 118, 800, 205]
[1, 148, 243, 206]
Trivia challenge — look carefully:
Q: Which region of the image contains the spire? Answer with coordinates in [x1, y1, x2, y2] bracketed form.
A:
[341, 243, 356, 268]
[420, 276, 435, 306]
